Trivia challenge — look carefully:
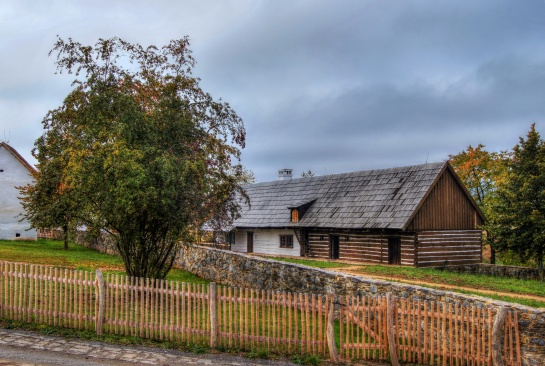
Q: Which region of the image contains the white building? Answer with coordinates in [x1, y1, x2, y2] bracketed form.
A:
[0, 142, 37, 240]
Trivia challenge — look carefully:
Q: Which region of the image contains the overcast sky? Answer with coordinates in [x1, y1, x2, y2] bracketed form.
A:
[1, 1, 545, 182]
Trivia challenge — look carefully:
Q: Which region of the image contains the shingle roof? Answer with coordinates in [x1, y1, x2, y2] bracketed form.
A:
[233, 162, 447, 230]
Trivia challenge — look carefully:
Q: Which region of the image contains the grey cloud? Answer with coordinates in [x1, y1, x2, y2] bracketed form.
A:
[1, 0, 545, 182]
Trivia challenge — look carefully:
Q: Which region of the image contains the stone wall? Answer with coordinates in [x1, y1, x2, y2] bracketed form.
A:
[177, 245, 545, 366]
[438, 263, 540, 281]
[74, 230, 118, 256]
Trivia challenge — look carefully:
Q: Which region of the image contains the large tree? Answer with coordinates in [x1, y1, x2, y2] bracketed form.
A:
[22, 37, 247, 279]
[486, 124, 545, 280]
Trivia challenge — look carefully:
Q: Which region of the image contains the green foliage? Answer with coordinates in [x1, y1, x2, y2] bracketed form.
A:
[486, 124, 545, 280]
[290, 354, 323, 365]
[18, 140, 78, 250]
[245, 349, 270, 359]
[448, 144, 510, 219]
[189, 344, 208, 354]
[24, 37, 248, 279]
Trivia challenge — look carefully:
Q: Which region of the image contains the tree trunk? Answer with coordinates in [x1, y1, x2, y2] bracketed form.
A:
[62, 224, 69, 250]
[491, 247, 496, 264]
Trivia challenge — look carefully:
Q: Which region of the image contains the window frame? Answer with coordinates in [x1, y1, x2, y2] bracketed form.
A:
[279, 234, 294, 249]
[291, 209, 299, 223]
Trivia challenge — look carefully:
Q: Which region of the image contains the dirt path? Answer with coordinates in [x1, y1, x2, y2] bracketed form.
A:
[331, 266, 545, 303]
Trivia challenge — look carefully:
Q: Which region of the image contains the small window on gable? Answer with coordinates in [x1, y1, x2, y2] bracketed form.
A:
[15, 233, 20, 238]
[280, 235, 293, 248]
[0, 169, 3, 172]
[291, 209, 299, 223]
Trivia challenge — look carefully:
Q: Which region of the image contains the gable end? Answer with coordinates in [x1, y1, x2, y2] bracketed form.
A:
[405, 165, 484, 231]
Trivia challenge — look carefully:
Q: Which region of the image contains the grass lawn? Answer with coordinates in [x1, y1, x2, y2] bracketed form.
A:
[269, 256, 545, 308]
[0, 239, 208, 284]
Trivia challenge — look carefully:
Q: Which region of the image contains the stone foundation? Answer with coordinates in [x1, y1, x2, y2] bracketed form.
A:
[177, 245, 545, 366]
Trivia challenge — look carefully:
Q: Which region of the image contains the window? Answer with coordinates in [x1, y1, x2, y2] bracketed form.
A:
[291, 209, 299, 223]
[225, 231, 235, 245]
[15, 233, 20, 238]
[280, 235, 293, 248]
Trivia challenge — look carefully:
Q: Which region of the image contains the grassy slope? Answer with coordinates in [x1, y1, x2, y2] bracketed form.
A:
[269, 257, 545, 308]
[0, 239, 208, 284]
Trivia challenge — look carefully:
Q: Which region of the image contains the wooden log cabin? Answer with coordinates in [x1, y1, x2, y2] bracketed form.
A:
[229, 162, 484, 267]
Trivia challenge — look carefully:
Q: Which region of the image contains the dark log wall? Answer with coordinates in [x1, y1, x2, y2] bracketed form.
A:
[306, 230, 417, 265]
[305, 228, 481, 267]
[415, 230, 482, 267]
[407, 169, 484, 231]
[400, 234, 416, 266]
[308, 231, 387, 263]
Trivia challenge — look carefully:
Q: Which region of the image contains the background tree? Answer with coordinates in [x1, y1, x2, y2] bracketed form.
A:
[22, 37, 247, 279]
[448, 144, 509, 210]
[486, 124, 545, 280]
[19, 133, 79, 250]
[301, 170, 315, 177]
[449, 144, 510, 263]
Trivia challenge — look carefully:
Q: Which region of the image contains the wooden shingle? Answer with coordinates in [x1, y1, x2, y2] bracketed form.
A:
[234, 162, 448, 230]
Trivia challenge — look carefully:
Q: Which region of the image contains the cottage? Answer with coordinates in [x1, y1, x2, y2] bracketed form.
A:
[0, 142, 37, 240]
[229, 162, 484, 267]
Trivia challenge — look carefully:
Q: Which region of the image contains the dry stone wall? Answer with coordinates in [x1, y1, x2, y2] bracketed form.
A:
[177, 244, 545, 366]
[74, 230, 118, 256]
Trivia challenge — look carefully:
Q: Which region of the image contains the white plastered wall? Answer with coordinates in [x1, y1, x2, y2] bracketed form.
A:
[231, 228, 301, 256]
[0, 147, 37, 240]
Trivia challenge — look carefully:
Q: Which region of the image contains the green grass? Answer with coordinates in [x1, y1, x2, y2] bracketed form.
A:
[0, 239, 208, 284]
[269, 257, 545, 308]
[355, 265, 545, 297]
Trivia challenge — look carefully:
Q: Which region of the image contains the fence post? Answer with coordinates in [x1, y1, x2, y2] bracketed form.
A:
[386, 293, 400, 366]
[209, 282, 217, 348]
[492, 306, 507, 366]
[327, 295, 339, 364]
[95, 269, 105, 336]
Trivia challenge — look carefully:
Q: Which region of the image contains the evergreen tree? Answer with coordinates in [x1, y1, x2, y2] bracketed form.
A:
[487, 124, 545, 280]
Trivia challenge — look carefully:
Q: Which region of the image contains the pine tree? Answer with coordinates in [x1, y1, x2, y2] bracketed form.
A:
[487, 124, 545, 280]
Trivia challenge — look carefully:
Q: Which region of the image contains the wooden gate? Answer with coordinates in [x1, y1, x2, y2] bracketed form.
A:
[339, 295, 522, 366]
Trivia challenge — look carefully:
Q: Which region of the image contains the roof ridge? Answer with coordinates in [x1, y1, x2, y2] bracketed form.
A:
[247, 161, 446, 186]
[0, 142, 37, 173]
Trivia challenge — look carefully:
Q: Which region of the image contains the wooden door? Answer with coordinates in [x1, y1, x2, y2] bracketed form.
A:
[247, 232, 254, 253]
[330, 235, 340, 259]
[388, 237, 401, 265]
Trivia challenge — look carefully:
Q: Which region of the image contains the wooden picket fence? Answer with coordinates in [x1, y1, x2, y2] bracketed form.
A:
[339, 294, 522, 366]
[0, 261, 522, 365]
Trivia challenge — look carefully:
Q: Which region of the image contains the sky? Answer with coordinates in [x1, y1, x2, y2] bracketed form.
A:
[1, 1, 545, 182]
